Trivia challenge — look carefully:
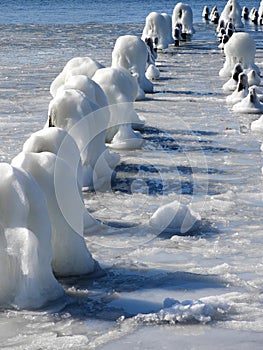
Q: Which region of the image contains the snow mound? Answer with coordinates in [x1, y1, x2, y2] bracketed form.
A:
[149, 200, 201, 235]
[134, 295, 231, 325]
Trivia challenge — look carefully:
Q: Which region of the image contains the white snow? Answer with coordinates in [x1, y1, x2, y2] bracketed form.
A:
[217, 0, 244, 30]
[22, 127, 84, 191]
[12, 152, 96, 276]
[219, 32, 260, 78]
[111, 34, 153, 97]
[1, 6, 263, 349]
[50, 56, 104, 97]
[232, 86, 263, 113]
[226, 72, 249, 105]
[141, 12, 173, 50]
[0, 163, 64, 308]
[47, 88, 117, 190]
[149, 200, 201, 235]
[172, 2, 195, 37]
[92, 66, 144, 148]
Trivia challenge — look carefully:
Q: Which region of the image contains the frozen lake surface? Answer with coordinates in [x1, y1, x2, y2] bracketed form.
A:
[1, 5, 263, 350]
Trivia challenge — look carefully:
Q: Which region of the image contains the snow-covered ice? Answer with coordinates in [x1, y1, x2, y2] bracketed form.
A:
[0, 163, 64, 308]
[219, 32, 260, 78]
[12, 151, 97, 276]
[1, 3, 263, 349]
[111, 34, 154, 97]
[217, 0, 244, 29]
[142, 12, 173, 50]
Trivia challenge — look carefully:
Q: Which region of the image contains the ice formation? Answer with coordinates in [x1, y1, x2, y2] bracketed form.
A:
[219, 32, 260, 78]
[251, 115, 263, 133]
[161, 12, 174, 45]
[141, 12, 173, 50]
[232, 86, 263, 113]
[217, 0, 243, 30]
[219, 35, 230, 51]
[247, 69, 261, 86]
[48, 88, 117, 190]
[144, 37, 157, 67]
[23, 127, 84, 191]
[145, 63, 160, 80]
[144, 37, 160, 80]
[226, 72, 248, 105]
[22, 127, 99, 232]
[249, 7, 259, 24]
[134, 295, 230, 325]
[12, 152, 96, 277]
[222, 63, 243, 92]
[172, 2, 195, 39]
[149, 200, 201, 235]
[50, 56, 104, 97]
[242, 6, 249, 20]
[56, 74, 109, 109]
[210, 6, 220, 24]
[259, 0, 263, 21]
[111, 34, 153, 97]
[202, 6, 210, 21]
[109, 124, 143, 150]
[0, 163, 64, 309]
[93, 66, 144, 149]
[50, 74, 120, 173]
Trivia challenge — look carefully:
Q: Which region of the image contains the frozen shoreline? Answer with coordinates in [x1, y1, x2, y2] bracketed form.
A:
[1, 19, 263, 349]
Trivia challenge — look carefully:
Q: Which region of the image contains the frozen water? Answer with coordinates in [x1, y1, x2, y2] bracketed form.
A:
[50, 56, 104, 97]
[226, 72, 249, 104]
[1, 1, 263, 349]
[219, 32, 260, 78]
[145, 63, 161, 81]
[22, 126, 84, 190]
[172, 2, 195, 36]
[247, 69, 261, 86]
[251, 115, 263, 133]
[232, 86, 263, 113]
[92, 67, 144, 145]
[141, 12, 173, 50]
[222, 63, 243, 92]
[111, 35, 153, 95]
[48, 88, 115, 190]
[218, 0, 244, 29]
[12, 151, 96, 276]
[0, 164, 64, 308]
[149, 199, 201, 234]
